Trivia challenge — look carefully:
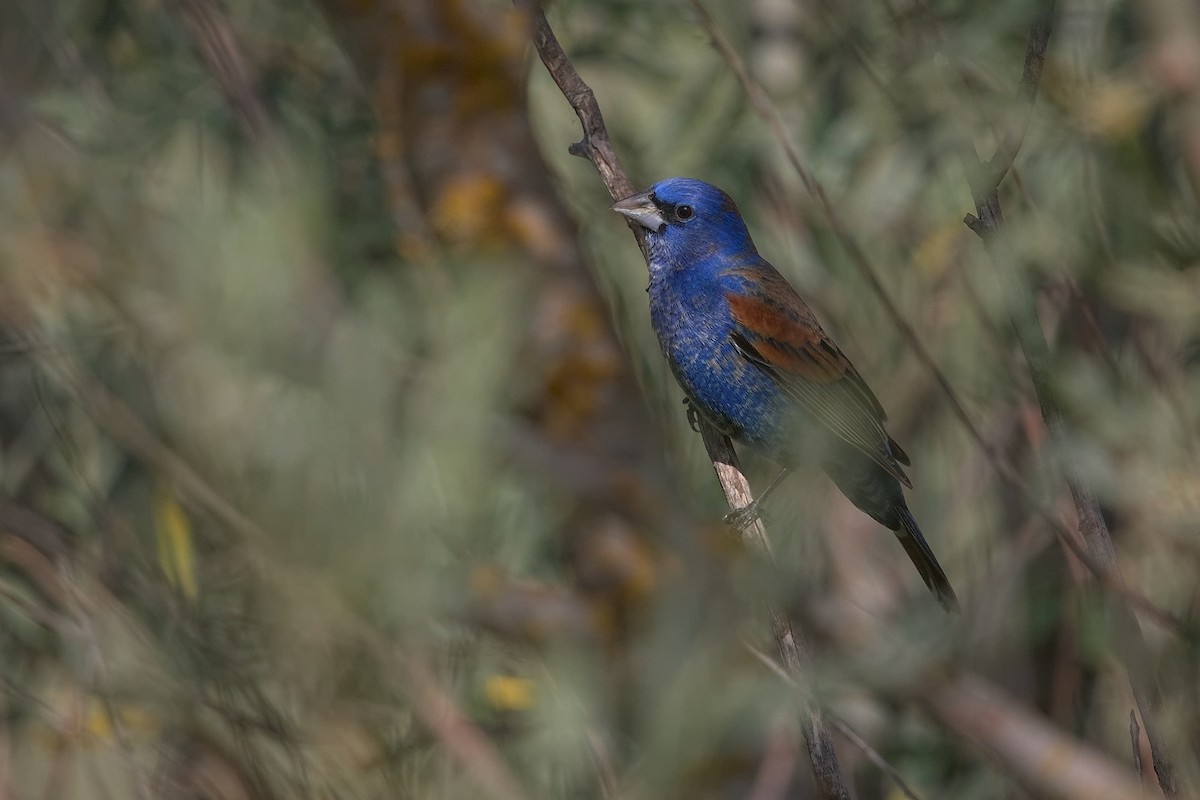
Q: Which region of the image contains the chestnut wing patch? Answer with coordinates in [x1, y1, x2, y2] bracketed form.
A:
[724, 279, 912, 487]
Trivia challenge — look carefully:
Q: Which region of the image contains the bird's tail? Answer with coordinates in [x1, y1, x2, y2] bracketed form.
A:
[893, 506, 959, 613]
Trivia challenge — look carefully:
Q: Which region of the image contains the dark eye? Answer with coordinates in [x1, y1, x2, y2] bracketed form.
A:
[675, 205, 694, 222]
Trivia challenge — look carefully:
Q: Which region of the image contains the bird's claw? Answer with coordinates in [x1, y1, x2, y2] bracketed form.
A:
[683, 398, 701, 433]
[723, 501, 762, 531]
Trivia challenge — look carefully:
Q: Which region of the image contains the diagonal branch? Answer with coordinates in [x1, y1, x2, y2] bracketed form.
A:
[528, 7, 646, 257]
[921, 673, 1161, 800]
[23, 333, 533, 800]
[956, 9, 1182, 798]
[170, 0, 279, 154]
[748, 625, 1160, 800]
[1132, 0, 1200, 199]
[966, 14, 1053, 206]
[526, 7, 851, 799]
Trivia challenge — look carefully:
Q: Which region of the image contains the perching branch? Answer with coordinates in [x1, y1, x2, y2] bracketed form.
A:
[528, 7, 645, 257]
[526, 7, 852, 800]
[956, 9, 1182, 798]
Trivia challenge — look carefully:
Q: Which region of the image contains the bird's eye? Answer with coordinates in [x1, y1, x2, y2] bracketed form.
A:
[675, 205, 694, 222]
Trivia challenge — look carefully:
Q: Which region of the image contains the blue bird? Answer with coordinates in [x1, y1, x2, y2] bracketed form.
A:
[614, 177, 958, 612]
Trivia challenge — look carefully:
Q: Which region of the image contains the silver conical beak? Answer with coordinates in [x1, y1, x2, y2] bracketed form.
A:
[612, 191, 666, 233]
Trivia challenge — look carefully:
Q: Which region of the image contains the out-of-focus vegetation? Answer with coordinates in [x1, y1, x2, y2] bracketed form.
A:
[0, 0, 1197, 798]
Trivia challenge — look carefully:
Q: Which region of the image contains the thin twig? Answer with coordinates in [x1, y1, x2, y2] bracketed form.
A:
[827, 717, 925, 800]
[967, 15, 1052, 204]
[955, 9, 1181, 798]
[1131, 710, 1145, 784]
[742, 642, 925, 800]
[171, 0, 279, 153]
[525, 6, 851, 799]
[400, 656, 533, 800]
[695, 426, 850, 800]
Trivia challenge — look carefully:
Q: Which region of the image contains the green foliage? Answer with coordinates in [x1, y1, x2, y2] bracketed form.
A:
[0, 0, 1198, 797]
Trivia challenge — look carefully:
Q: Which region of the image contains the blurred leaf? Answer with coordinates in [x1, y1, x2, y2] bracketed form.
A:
[484, 674, 535, 712]
[155, 481, 198, 601]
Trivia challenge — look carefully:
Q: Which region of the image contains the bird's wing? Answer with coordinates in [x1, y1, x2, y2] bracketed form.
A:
[723, 266, 912, 487]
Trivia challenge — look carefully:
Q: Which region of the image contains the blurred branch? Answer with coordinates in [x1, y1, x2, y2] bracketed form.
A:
[372, 59, 437, 262]
[958, 11, 1183, 799]
[965, 14, 1052, 207]
[688, 0, 1192, 641]
[1133, 0, 1200, 199]
[920, 674, 1160, 800]
[692, 428, 849, 800]
[27, 333, 266, 546]
[401, 656, 534, 800]
[20, 335, 533, 800]
[745, 643, 925, 800]
[827, 717, 924, 800]
[525, 7, 852, 800]
[1132, 710, 1145, 783]
[170, 0, 279, 152]
[961, 8, 1054, 235]
[751, 632, 1160, 800]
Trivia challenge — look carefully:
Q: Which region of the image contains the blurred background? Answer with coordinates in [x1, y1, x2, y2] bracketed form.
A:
[0, 0, 1197, 797]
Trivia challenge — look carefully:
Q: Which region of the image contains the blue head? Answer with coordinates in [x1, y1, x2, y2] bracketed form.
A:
[612, 178, 757, 273]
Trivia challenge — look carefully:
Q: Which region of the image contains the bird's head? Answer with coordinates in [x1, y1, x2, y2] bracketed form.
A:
[612, 178, 756, 269]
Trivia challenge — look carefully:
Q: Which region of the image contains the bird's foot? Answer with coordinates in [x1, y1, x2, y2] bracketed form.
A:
[683, 398, 701, 433]
[723, 500, 763, 531]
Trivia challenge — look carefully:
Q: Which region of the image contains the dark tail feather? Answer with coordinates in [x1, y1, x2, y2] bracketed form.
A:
[894, 506, 959, 613]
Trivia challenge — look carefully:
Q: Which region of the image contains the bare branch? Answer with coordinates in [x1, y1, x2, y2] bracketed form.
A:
[1131, 710, 1145, 783]
[524, 7, 851, 799]
[527, 4, 646, 259]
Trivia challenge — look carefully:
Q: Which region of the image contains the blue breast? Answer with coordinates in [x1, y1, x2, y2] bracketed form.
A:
[648, 264, 796, 461]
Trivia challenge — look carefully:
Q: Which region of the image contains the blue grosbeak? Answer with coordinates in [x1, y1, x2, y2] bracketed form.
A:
[614, 177, 958, 612]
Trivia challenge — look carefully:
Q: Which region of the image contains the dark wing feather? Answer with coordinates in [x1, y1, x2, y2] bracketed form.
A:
[724, 267, 912, 487]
